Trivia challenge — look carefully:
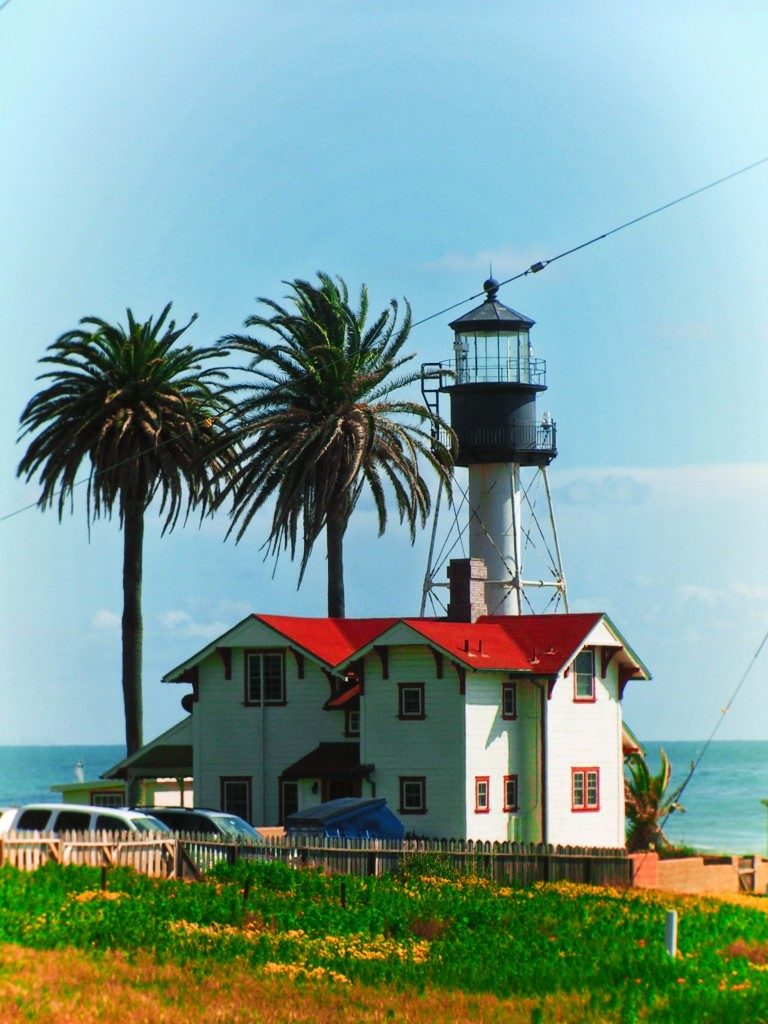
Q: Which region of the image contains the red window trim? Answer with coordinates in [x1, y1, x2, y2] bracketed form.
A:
[399, 776, 427, 814]
[474, 776, 490, 814]
[244, 649, 286, 707]
[572, 648, 596, 703]
[501, 681, 517, 720]
[503, 774, 519, 812]
[398, 682, 425, 720]
[571, 766, 600, 812]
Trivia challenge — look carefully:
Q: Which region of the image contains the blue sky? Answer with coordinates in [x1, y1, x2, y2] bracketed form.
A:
[2, 1, 768, 746]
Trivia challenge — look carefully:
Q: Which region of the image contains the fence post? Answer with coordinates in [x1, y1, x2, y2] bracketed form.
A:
[665, 910, 678, 958]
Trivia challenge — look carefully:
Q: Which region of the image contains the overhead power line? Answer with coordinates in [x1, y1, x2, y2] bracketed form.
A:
[411, 154, 768, 329]
[3, 154, 768, 526]
[663, 624, 768, 816]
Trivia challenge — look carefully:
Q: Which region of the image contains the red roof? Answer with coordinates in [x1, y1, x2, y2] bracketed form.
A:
[326, 683, 361, 709]
[251, 611, 605, 675]
[255, 614, 398, 667]
[165, 608, 628, 683]
[383, 613, 604, 674]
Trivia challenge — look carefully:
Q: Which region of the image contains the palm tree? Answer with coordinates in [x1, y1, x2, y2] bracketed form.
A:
[17, 304, 232, 762]
[217, 272, 454, 617]
[624, 748, 685, 851]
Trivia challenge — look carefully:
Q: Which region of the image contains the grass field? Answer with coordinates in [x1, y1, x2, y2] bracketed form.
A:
[1, 857, 767, 1022]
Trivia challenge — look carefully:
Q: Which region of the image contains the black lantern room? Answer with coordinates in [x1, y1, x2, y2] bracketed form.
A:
[442, 278, 557, 468]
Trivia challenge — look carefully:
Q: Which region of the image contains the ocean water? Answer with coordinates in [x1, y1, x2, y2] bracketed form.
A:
[643, 741, 768, 856]
[0, 746, 125, 806]
[0, 741, 766, 854]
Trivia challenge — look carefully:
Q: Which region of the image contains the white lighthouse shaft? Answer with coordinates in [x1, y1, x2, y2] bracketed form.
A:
[468, 463, 523, 615]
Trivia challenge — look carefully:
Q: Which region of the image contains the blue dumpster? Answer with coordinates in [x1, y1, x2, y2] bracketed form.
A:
[284, 797, 404, 840]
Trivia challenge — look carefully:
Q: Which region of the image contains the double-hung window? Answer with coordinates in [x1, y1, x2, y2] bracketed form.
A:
[573, 650, 595, 701]
[571, 767, 600, 811]
[344, 709, 360, 737]
[475, 776, 490, 813]
[245, 650, 285, 706]
[398, 682, 425, 720]
[399, 776, 427, 814]
[221, 777, 252, 821]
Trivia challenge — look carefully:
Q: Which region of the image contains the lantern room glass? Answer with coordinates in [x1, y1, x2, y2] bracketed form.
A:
[453, 330, 531, 385]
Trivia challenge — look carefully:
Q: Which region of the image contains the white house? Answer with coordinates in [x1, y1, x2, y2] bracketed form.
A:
[107, 558, 650, 846]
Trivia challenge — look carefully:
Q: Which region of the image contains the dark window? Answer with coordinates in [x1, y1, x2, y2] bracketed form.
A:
[502, 682, 517, 720]
[16, 809, 53, 831]
[398, 683, 425, 720]
[181, 813, 218, 835]
[344, 709, 360, 736]
[56, 810, 91, 832]
[245, 651, 285, 706]
[573, 650, 595, 701]
[94, 814, 127, 833]
[91, 791, 124, 808]
[221, 777, 252, 822]
[281, 781, 299, 822]
[399, 776, 427, 814]
[503, 775, 519, 812]
[475, 776, 490, 813]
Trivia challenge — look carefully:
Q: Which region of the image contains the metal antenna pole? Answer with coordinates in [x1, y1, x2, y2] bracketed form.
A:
[508, 463, 523, 614]
[420, 476, 444, 615]
[542, 466, 569, 612]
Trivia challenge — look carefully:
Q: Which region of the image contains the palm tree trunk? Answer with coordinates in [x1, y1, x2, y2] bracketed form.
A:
[326, 506, 346, 618]
[122, 498, 144, 759]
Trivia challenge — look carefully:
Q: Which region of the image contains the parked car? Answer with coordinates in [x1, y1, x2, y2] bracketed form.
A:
[134, 806, 264, 842]
[134, 807, 267, 870]
[0, 808, 17, 832]
[0, 803, 172, 835]
[284, 797, 405, 840]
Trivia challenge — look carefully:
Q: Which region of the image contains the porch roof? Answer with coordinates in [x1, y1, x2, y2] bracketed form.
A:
[280, 742, 373, 780]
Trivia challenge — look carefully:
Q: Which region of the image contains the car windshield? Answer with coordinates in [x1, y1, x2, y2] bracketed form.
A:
[208, 814, 262, 841]
[132, 816, 172, 833]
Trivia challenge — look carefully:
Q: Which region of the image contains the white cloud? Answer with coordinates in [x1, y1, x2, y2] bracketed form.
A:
[554, 472, 650, 507]
[555, 462, 768, 506]
[655, 320, 717, 342]
[424, 243, 546, 277]
[159, 610, 229, 640]
[92, 609, 120, 630]
[676, 584, 718, 606]
[676, 581, 768, 607]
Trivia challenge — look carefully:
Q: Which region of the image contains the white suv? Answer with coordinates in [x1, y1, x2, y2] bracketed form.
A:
[0, 803, 171, 835]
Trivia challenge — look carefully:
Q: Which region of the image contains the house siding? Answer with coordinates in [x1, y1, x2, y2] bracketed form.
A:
[361, 645, 465, 839]
[545, 645, 625, 847]
[169, 613, 644, 844]
[464, 673, 543, 842]
[191, 620, 350, 825]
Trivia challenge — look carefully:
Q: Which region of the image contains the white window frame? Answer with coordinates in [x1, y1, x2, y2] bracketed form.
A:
[245, 650, 285, 706]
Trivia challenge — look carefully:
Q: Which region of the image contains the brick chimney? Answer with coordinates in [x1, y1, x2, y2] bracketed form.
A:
[446, 558, 488, 622]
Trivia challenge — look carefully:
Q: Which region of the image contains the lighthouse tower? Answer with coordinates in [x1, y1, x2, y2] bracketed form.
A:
[421, 278, 568, 616]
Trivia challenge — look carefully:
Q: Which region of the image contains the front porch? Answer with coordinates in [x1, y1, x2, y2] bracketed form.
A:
[279, 742, 374, 822]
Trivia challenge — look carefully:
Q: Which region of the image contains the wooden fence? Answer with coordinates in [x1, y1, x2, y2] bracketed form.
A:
[0, 831, 631, 886]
